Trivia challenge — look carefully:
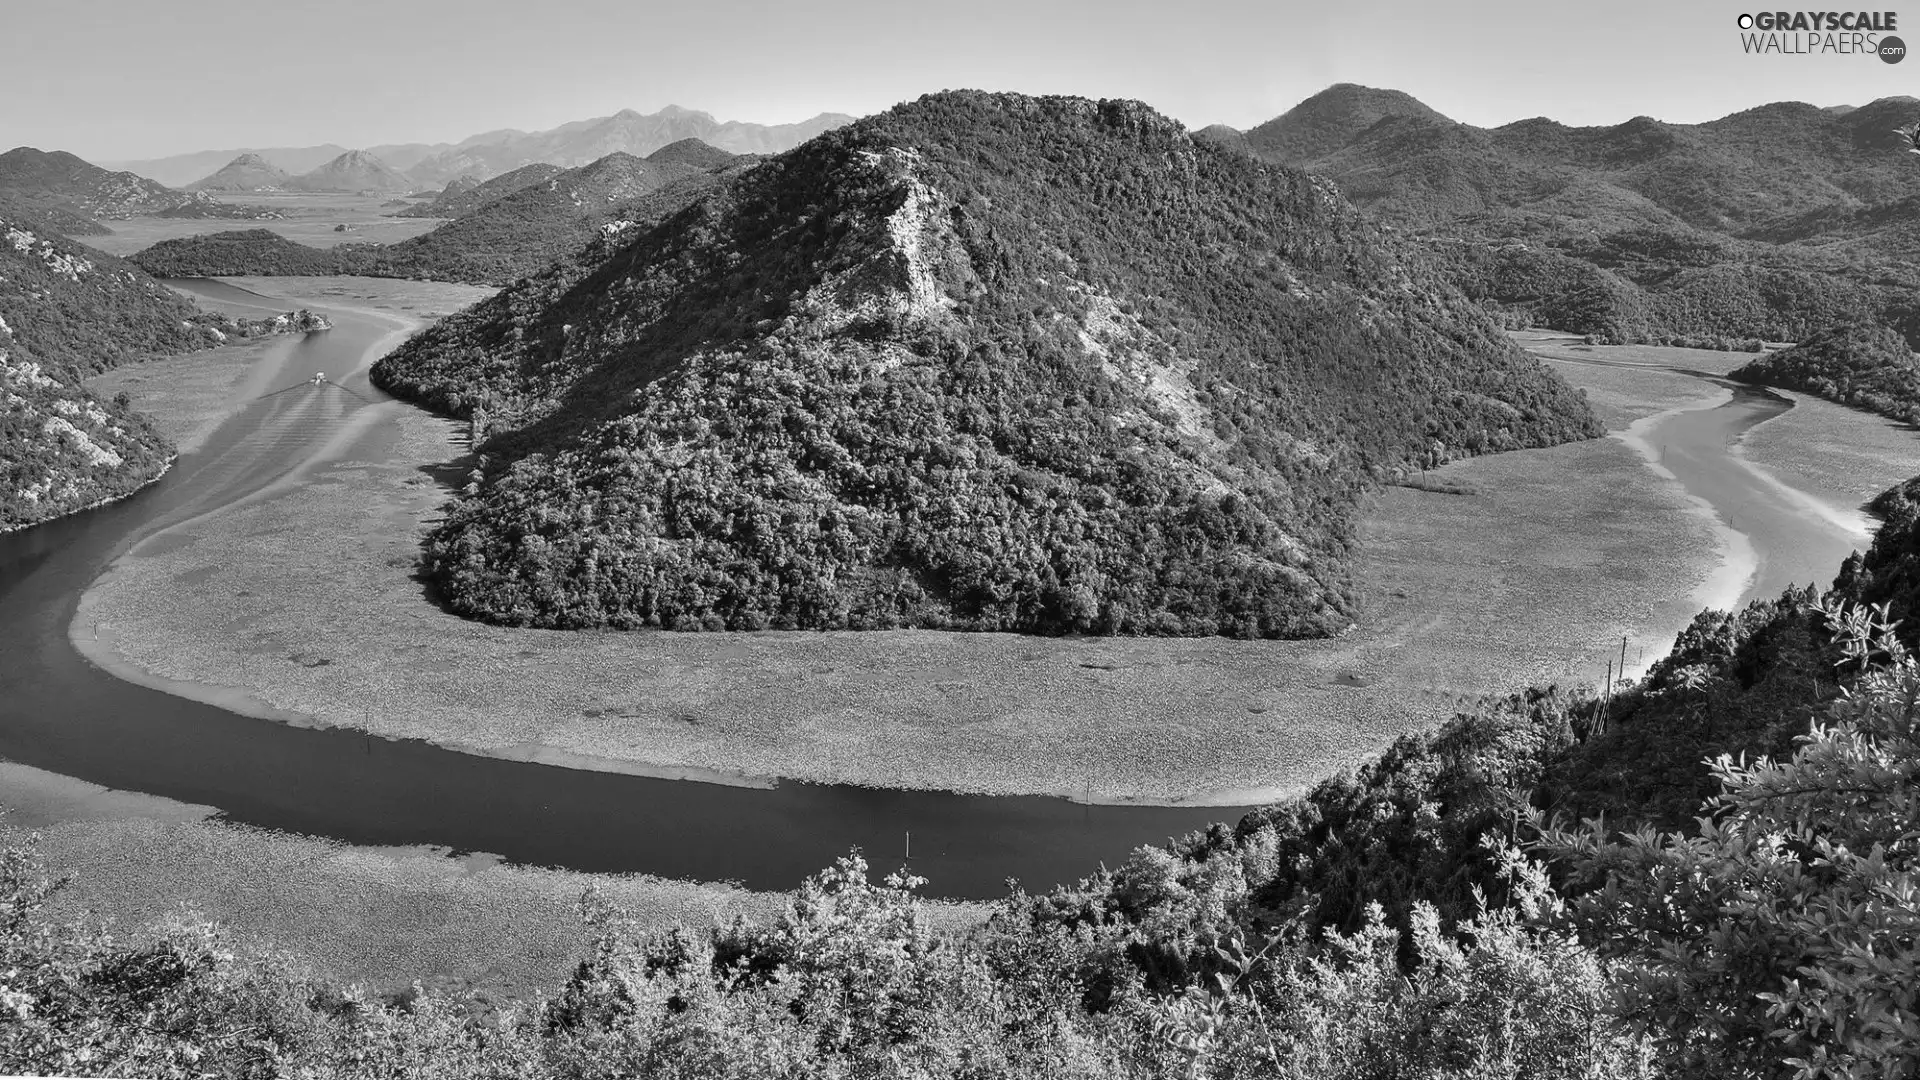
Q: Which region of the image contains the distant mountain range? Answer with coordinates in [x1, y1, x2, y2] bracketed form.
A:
[1201, 84, 1920, 348]
[0, 147, 280, 226]
[0, 147, 266, 224]
[130, 142, 742, 286]
[1210, 83, 1920, 244]
[112, 106, 856, 188]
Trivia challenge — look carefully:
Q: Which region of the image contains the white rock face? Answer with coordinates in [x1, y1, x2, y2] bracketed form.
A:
[5, 226, 93, 282]
[41, 415, 123, 468]
[1, 353, 59, 391]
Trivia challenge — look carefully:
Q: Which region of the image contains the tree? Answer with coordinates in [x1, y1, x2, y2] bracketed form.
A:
[1537, 599, 1920, 1079]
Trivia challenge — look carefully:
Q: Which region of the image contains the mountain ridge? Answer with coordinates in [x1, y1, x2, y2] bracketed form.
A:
[1226, 85, 1920, 349]
[105, 107, 855, 187]
[0, 147, 267, 221]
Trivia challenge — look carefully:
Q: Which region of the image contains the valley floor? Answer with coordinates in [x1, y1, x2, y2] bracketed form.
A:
[30, 293, 1920, 997]
[76, 193, 445, 258]
[72, 295, 1888, 812]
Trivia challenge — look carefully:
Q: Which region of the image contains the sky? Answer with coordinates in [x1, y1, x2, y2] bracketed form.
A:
[5, 0, 1917, 161]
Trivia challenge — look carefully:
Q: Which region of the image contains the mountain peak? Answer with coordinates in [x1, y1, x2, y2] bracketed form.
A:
[286, 149, 412, 193]
[646, 138, 736, 168]
[1245, 83, 1448, 162]
[186, 152, 293, 192]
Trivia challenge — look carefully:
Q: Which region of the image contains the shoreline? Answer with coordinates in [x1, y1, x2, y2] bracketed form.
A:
[1614, 387, 1760, 616]
[0, 453, 176, 537]
[65, 303, 1807, 811]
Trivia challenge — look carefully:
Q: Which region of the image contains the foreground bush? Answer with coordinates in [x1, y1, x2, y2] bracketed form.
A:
[1540, 600, 1920, 1079]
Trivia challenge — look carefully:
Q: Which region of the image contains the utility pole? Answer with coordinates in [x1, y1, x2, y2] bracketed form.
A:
[1604, 658, 1614, 733]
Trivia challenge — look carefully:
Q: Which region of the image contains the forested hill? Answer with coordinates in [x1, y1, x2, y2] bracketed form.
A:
[1731, 319, 1920, 422]
[364, 151, 711, 283]
[0, 304, 172, 533]
[391, 163, 564, 219]
[0, 205, 218, 373]
[372, 90, 1600, 638]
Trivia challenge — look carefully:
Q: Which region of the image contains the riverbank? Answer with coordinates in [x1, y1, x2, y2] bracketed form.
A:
[71, 295, 1753, 807]
[2, 758, 791, 1000]
[1613, 388, 1759, 619]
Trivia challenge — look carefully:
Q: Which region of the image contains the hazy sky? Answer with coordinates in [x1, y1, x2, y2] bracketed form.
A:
[6, 0, 1916, 160]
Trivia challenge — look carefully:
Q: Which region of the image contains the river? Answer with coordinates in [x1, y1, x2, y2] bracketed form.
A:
[0, 289, 1887, 900]
[0, 281, 1232, 900]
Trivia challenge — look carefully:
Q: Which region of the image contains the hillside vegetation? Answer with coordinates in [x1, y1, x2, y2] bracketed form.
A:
[0, 315, 171, 532]
[371, 91, 1599, 637]
[125, 229, 366, 278]
[1732, 319, 1920, 422]
[1, 207, 222, 374]
[390, 163, 564, 219]
[364, 152, 714, 283]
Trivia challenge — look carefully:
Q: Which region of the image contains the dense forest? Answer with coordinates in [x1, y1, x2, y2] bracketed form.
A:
[369, 91, 1601, 637]
[0, 318, 172, 532]
[1732, 319, 1920, 422]
[9, 473, 1918, 1075]
[125, 228, 368, 278]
